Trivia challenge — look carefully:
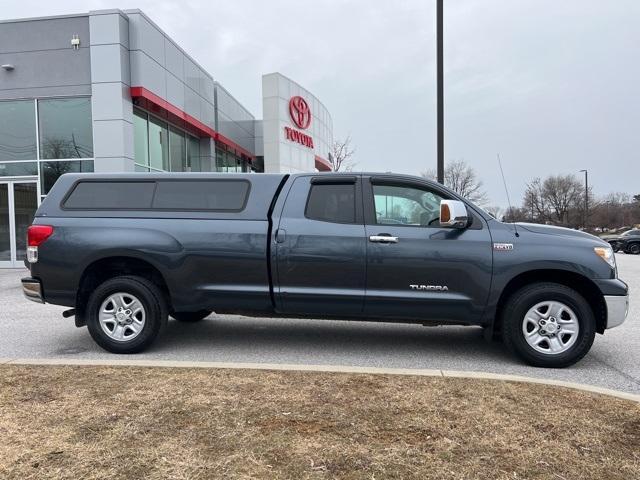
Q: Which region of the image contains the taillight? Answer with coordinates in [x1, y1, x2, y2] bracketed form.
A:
[28, 225, 54, 246]
[26, 225, 53, 264]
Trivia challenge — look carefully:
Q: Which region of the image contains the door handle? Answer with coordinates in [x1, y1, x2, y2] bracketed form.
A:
[369, 234, 399, 243]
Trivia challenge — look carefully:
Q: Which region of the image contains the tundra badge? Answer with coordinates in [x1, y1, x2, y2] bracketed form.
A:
[410, 285, 449, 291]
[493, 243, 514, 251]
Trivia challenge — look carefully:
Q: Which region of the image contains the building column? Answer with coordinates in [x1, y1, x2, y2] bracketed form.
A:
[89, 10, 134, 172]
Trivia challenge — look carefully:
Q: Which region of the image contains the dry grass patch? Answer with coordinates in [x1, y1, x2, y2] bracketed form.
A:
[0, 365, 638, 479]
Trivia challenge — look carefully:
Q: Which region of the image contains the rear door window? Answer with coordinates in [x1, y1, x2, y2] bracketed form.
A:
[305, 183, 356, 224]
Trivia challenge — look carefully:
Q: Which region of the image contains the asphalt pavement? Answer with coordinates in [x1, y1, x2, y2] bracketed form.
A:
[1, 254, 638, 394]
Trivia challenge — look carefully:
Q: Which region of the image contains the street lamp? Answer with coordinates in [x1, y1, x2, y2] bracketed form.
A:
[579, 169, 588, 229]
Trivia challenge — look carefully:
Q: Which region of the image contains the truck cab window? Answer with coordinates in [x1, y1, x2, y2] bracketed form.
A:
[305, 183, 356, 224]
[373, 184, 444, 226]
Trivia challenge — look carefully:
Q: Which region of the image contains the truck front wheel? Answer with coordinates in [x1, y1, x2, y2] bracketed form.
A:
[501, 282, 596, 368]
[86, 276, 167, 354]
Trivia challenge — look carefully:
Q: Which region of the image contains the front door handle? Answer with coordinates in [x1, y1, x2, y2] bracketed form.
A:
[369, 234, 399, 243]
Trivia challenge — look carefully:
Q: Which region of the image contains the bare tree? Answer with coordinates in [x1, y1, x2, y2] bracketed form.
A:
[485, 206, 503, 220]
[503, 206, 528, 223]
[422, 159, 488, 205]
[328, 136, 356, 172]
[522, 174, 584, 226]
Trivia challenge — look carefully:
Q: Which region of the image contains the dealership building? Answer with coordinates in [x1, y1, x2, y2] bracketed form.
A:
[0, 9, 334, 267]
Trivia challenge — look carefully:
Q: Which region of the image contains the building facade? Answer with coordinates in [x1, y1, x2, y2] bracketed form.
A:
[0, 9, 333, 267]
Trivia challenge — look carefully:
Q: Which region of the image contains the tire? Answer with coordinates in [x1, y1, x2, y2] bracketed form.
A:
[627, 243, 640, 255]
[501, 282, 596, 368]
[86, 275, 167, 354]
[171, 310, 211, 322]
[611, 243, 620, 253]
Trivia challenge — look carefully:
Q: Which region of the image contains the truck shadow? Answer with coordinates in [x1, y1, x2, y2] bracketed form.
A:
[152, 315, 517, 365]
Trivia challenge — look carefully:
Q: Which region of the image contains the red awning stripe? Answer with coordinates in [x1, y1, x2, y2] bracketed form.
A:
[315, 155, 332, 171]
[130, 86, 255, 161]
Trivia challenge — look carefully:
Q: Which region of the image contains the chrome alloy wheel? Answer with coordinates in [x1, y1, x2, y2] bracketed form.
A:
[99, 292, 146, 342]
[522, 301, 580, 355]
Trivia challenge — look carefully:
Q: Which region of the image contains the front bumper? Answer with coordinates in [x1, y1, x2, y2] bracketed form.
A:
[604, 294, 629, 329]
[21, 277, 44, 304]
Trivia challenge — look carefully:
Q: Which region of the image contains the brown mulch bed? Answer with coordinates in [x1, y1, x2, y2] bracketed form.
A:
[0, 365, 638, 479]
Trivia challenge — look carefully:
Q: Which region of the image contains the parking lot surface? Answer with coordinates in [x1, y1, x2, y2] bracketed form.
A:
[1, 255, 638, 394]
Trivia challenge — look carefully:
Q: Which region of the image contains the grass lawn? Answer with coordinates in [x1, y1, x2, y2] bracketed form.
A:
[0, 365, 638, 479]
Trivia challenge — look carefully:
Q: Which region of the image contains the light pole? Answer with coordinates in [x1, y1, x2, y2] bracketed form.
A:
[436, 0, 444, 184]
[579, 169, 588, 229]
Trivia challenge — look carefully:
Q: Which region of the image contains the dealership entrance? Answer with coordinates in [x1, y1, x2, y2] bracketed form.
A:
[0, 180, 38, 268]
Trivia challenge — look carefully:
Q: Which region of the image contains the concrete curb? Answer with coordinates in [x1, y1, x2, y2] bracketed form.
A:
[2, 357, 639, 403]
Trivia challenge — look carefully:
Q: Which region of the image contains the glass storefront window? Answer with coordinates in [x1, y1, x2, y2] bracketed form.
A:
[0, 162, 38, 177]
[133, 109, 203, 173]
[187, 136, 201, 172]
[216, 148, 245, 172]
[0, 100, 37, 161]
[133, 109, 149, 168]
[41, 160, 94, 194]
[38, 98, 93, 159]
[148, 116, 168, 171]
[169, 127, 186, 172]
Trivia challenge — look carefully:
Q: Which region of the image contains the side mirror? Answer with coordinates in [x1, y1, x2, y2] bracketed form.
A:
[439, 200, 469, 229]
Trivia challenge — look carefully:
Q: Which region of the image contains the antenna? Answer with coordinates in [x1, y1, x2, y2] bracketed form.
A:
[497, 153, 519, 237]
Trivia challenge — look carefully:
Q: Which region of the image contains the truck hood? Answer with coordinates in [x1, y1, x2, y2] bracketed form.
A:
[516, 223, 605, 243]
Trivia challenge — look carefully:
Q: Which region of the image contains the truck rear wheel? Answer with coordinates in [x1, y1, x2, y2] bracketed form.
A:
[501, 282, 595, 368]
[86, 276, 167, 354]
[171, 310, 211, 322]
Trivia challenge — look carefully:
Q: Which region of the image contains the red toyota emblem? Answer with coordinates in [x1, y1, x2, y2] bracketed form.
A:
[289, 96, 311, 129]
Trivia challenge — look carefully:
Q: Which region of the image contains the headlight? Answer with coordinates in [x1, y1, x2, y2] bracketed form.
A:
[594, 246, 616, 269]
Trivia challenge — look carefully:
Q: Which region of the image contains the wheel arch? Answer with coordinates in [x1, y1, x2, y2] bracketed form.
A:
[75, 256, 172, 327]
[493, 269, 607, 337]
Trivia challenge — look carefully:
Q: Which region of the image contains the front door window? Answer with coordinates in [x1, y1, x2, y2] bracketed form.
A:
[373, 184, 444, 227]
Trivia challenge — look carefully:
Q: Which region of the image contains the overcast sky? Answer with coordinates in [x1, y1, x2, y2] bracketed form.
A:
[5, 0, 639, 207]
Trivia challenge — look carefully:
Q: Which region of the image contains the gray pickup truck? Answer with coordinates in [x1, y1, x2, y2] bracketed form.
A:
[22, 172, 629, 367]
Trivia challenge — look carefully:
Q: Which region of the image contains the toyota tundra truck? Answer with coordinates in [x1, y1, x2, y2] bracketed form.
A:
[21, 172, 629, 367]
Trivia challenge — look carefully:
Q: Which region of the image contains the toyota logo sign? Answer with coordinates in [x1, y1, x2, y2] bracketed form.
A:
[289, 96, 311, 129]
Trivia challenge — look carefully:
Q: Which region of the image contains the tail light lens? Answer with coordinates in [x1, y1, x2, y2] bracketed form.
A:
[26, 225, 54, 264]
[28, 225, 54, 246]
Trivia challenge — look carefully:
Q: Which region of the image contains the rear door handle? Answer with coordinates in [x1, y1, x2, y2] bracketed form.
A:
[369, 234, 399, 243]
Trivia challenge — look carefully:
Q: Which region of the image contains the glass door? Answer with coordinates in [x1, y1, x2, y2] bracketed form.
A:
[0, 181, 38, 268]
[0, 184, 11, 267]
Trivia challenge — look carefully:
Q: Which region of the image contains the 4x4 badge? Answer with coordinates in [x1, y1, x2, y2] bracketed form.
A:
[493, 243, 514, 251]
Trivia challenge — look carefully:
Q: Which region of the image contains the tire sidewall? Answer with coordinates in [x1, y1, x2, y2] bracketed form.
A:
[503, 284, 596, 368]
[628, 243, 640, 255]
[86, 276, 165, 354]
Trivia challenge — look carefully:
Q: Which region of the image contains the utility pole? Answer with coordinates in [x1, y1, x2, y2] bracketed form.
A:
[580, 169, 588, 228]
[436, 0, 444, 184]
